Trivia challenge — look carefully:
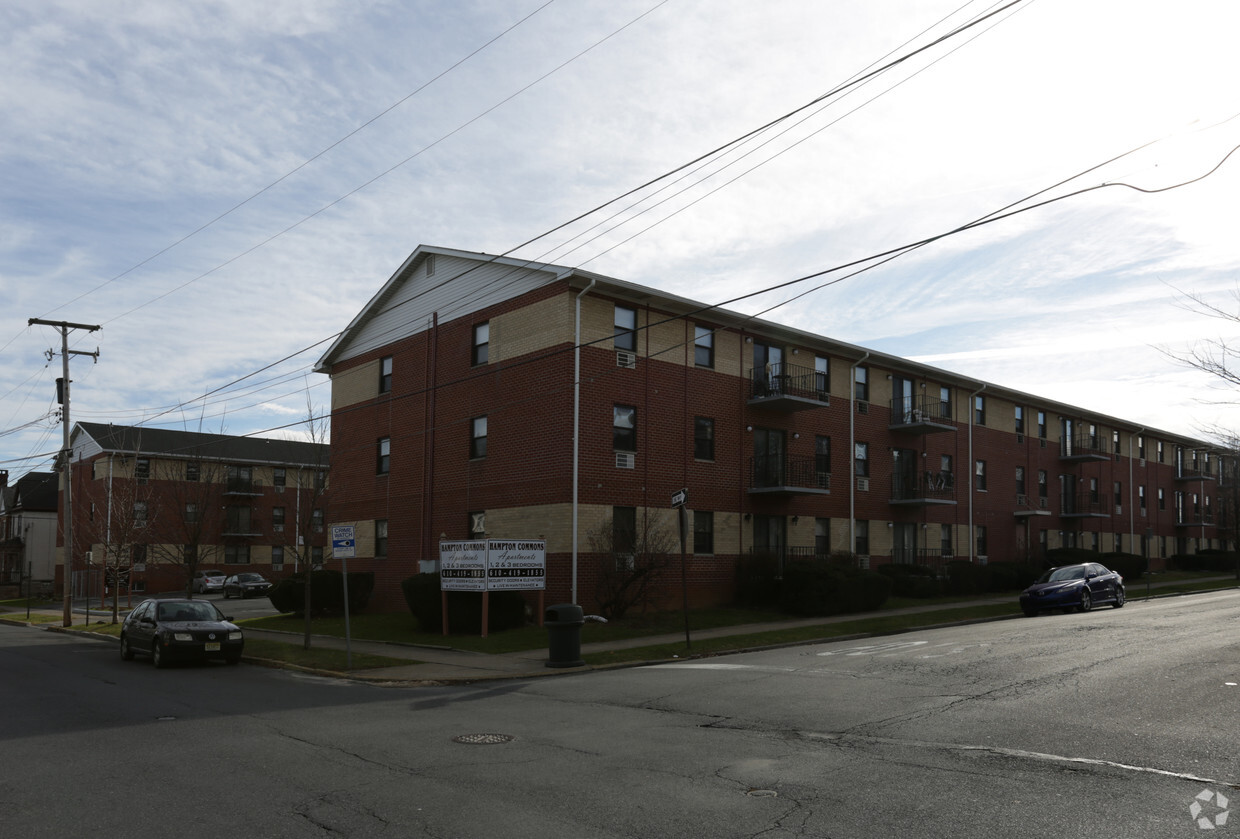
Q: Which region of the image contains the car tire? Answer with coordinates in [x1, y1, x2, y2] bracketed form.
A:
[1112, 586, 1125, 608]
[120, 634, 134, 661]
[1022, 608, 1038, 618]
[1079, 589, 1093, 612]
[152, 641, 168, 669]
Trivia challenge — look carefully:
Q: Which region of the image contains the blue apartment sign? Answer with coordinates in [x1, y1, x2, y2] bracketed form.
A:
[331, 525, 357, 559]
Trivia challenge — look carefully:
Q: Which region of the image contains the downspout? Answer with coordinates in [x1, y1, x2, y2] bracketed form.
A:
[849, 353, 870, 559]
[968, 383, 987, 563]
[572, 277, 597, 605]
[1130, 428, 1143, 557]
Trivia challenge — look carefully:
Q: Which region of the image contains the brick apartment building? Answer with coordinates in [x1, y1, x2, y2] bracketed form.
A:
[59, 422, 329, 598]
[316, 245, 1227, 613]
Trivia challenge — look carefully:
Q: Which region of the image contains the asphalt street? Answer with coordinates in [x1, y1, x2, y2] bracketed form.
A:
[3, 590, 1238, 838]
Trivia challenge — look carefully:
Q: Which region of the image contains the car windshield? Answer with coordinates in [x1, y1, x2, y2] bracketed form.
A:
[157, 602, 221, 622]
[1038, 566, 1087, 584]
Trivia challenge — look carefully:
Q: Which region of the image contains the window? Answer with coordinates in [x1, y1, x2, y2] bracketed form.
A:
[1157, 440, 1165, 463]
[815, 518, 830, 557]
[425, 253, 436, 276]
[693, 511, 714, 555]
[134, 457, 150, 484]
[186, 462, 200, 482]
[271, 545, 284, 568]
[1014, 406, 1024, 435]
[854, 442, 869, 477]
[133, 544, 148, 566]
[226, 506, 252, 534]
[1037, 410, 1047, 439]
[272, 506, 285, 528]
[375, 519, 389, 558]
[273, 468, 286, 490]
[379, 355, 393, 394]
[312, 508, 324, 533]
[1138, 435, 1146, 459]
[472, 322, 489, 366]
[855, 520, 870, 555]
[614, 305, 636, 351]
[315, 469, 327, 492]
[694, 417, 715, 460]
[854, 366, 869, 402]
[815, 356, 829, 394]
[613, 405, 637, 451]
[815, 436, 831, 479]
[940, 524, 952, 558]
[470, 416, 488, 459]
[1114, 481, 1123, 508]
[976, 525, 988, 557]
[1113, 430, 1121, 456]
[185, 503, 199, 524]
[974, 395, 986, 426]
[1038, 469, 1049, 499]
[974, 460, 987, 491]
[134, 501, 148, 527]
[1139, 485, 1147, 513]
[312, 546, 324, 568]
[225, 544, 250, 564]
[694, 325, 714, 368]
[1015, 467, 1025, 496]
[939, 386, 952, 418]
[468, 511, 485, 538]
[377, 437, 390, 475]
[613, 506, 636, 559]
[1158, 487, 1166, 510]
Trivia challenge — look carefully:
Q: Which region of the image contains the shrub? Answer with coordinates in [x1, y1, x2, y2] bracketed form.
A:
[984, 562, 1041, 592]
[876, 563, 942, 598]
[400, 573, 527, 634]
[266, 570, 375, 615]
[1171, 551, 1238, 573]
[778, 560, 891, 616]
[1101, 552, 1147, 581]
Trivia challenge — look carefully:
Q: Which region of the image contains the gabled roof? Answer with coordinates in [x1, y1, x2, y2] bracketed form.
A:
[72, 423, 328, 468]
[8, 472, 57, 512]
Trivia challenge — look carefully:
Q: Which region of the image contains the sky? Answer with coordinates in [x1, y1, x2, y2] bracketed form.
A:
[3, 0, 1240, 479]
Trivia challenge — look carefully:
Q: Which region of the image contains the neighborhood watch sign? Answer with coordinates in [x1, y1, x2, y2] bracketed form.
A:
[439, 540, 546, 592]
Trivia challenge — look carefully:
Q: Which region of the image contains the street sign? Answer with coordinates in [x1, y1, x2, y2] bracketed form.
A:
[331, 525, 357, 559]
[671, 487, 688, 508]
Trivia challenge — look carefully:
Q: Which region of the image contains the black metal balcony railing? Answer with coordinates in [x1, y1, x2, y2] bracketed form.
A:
[749, 455, 830, 494]
[747, 362, 830, 408]
[1175, 468, 1217, 482]
[224, 478, 263, 495]
[890, 470, 956, 504]
[745, 545, 831, 578]
[1060, 493, 1110, 517]
[1060, 435, 1109, 461]
[889, 395, 955, 433]
[1175, 510, 1214, 526]
[890, 546, 955, 573]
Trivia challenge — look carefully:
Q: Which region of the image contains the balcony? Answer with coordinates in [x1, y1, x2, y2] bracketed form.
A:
[889, 470, 957, 506]
[748, 455, 831, 496]
[1060, 494, 1110, 518]
[224, 478, 263, 496]
[1060, 436, 1109, 462]
[888, 395, 955, 434]
[1175, 510, 1214, 527]
[747, 362, 830, 412]
[223, 512, 261, 538]
[1175, 468, 1217, 483]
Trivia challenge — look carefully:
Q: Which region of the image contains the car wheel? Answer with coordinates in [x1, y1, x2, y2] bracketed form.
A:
[120, 634, 134, 661]
[1079, 589, 1093, 612]
[1112, 586, 1125, 608]
[152, 641, 168, 669]
[1022, 608, 1038, 618]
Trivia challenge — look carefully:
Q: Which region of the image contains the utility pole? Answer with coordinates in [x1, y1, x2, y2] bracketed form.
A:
[29, 318, 100, 626]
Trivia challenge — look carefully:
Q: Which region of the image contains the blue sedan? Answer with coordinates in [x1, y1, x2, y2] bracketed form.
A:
[1019, 562, 1125, 617]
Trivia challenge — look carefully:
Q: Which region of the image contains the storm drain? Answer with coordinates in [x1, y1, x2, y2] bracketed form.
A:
[452, 733, 515, 745]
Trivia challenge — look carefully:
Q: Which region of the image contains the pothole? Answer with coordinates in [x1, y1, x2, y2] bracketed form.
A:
[452, 733, 515, 745]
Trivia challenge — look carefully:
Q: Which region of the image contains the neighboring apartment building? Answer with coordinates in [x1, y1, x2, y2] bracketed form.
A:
[58, 423, 329, 597]
[0, 470, 59, 598]
[316, 245, 1226, 612]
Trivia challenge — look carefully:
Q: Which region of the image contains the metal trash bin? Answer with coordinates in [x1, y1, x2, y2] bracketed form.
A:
[545, 603, 585, 668]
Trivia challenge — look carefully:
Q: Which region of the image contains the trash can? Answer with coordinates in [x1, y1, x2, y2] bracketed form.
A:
[545, 603, 585, 668]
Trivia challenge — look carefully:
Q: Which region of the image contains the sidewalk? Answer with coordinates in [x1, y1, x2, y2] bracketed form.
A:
[4, 577, 1237, 685]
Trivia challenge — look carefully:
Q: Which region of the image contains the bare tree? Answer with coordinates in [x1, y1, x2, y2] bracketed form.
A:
[275, 402, 330, 649]
[79, 452, 154, 623]
[586, 509, 676, 619]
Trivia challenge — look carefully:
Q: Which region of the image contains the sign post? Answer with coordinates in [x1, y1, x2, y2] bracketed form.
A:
[440, 540, 545, 637]
[330, 526, 357, 668]
[672, 488, 691, 649]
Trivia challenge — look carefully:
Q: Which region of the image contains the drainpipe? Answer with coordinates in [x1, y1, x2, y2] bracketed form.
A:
[1130, 428, 1143, 557]
[849, 353, 870, 560]
[967, 383, 987, 563]
[572, 277, 597, 605]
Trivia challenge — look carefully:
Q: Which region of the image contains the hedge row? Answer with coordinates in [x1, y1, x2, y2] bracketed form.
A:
[400, 573, 527, 634]
[267, 570, 375, 615]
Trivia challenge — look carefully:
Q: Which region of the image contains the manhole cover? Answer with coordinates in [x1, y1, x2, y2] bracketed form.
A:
[452, 733, 514, 745]
[746, 789, 778, 798]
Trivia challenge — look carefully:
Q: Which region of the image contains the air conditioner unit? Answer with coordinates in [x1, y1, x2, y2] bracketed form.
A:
[1039, 497, 1048, 508]
[616, 350, 636, 369]
[616, 452, 635, 469]
[856, 555, 871, 570]
[1016, 434, 1024, 443]
[817, 393, 831, 405]
[1016, 494, 1027, 506]
[273, 524, 284, 533]
[1115, 505, 1123, 515]
[856, 401, 869, 415]
[1139, 459, 1146, 468]
[817, 472, 831, 490]
[856, 476, 870, 492]
[1039, 439, 1047, 449]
